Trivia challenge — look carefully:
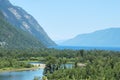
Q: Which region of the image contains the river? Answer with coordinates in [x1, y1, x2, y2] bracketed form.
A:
[0, 62, 73, 80]
[0, 62, 44, 80]
[0, 68, 43, 80]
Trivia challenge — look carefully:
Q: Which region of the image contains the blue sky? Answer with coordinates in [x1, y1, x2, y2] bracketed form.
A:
[9, 0, 120, 41]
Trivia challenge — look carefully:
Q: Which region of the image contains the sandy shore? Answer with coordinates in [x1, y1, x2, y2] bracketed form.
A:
[32, 64, 46, 68]
[77, 63, 86, 67]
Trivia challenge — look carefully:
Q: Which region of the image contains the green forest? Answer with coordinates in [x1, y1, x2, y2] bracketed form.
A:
[0, 48, 120, 80]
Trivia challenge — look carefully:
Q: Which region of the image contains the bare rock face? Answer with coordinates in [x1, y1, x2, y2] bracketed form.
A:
[0, 0, 56, 46]
[0, 11, 45, 48]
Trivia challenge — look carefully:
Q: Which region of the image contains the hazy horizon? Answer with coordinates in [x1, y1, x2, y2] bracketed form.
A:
[9, 0, 120, 41]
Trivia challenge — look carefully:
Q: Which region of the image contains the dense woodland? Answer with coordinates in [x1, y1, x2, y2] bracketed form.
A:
[0, 48, 76, 69]
[0, 48, 120, 80]
[45, 50, 120, 80]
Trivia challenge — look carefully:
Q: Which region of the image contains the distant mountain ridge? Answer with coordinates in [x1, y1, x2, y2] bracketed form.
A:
[61, 28, 120, 47]
[0, 0, 56, 46]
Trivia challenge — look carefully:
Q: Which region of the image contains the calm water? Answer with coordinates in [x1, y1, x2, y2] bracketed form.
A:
[61, 63, 73, 69]
[0, 62, 44, 80]
[0, 69, 43, 80]
[49, 46, 120, 51]
[0, 62, 73, 80]
[29, 62, 43, 65]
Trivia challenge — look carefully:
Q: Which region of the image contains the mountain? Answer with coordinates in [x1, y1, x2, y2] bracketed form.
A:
[0, 0, 56, 46]
[0, 11, 45, 48]
[61, 28, 120, 47]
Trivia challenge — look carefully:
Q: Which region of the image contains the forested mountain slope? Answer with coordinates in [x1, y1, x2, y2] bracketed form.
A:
[0, 0, 56, 46]
[0, 11, 45, 48]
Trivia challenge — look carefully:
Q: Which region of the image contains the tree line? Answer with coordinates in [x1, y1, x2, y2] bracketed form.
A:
[0, 48, 120, 80]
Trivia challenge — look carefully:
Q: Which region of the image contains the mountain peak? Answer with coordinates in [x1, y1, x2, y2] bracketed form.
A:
[0, 0, 56, 47]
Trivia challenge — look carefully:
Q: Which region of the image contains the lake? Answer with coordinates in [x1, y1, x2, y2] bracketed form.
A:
[49, 46, 120, 51]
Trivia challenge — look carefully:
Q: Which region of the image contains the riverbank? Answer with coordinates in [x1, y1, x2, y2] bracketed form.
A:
[30, 63, 46, 68]
[0, 67, 39, 73]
